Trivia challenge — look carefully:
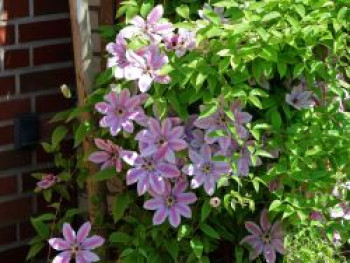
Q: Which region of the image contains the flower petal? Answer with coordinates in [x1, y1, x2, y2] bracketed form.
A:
[130, 16, 145, 27]
[200, 145, 212, 162]
[62, 223, 76, 244]
[48, 238, 70, 251]
[137, 175, 149, 195]
[88, 152, 110, 164]
[150, 174, 166, 194]
[76, 222, 91, 243]
[169, 139, 187, 151]
[81, 235, 105, 249]
[204, 179, 215, 196]
[52, 251, 72, 263]
[240, 235, 260, 246]
[144, 198, 164, 210]
[176, 193, 197, 205]
[126, 168, 145, 185]
[153, 207, 168, 225]
[260, 209, 271, 232]
[168, 207, 181, 228]
[270, 221, 283, 239]
[158, 163, 180, 178]
[271, 238, 285, 255]
[175, 203, 192, 218]
[245, 221, 263, 236]
[79, 250, 100, 262]
[264, 244, 276, 263]
[138, 74, 153, 93]
[147, 5, 163, 24]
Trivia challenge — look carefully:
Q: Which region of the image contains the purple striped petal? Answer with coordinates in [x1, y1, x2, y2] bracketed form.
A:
[271, 238, 285, 254]
[147, 5, 163, 24]
[168, 207, 181, 228]
[161, 119, 172, 136]
[52, 251, 72, 263]
[81, 235, 105, 249]
[158, 163, 180, 178]
[172, 181, 187, 195]
[48, 238, 70, 251]
[191, 174, 205, 189]
[62, 223, 76, 244]
[188, 150, 202, 164]
[144, 198, 164, 210]
[164, 148, 176, 164]
[88, 152, 110, 164]
[200, 145, 212, 162]
[245, 221, 263, 235]
[168, 126, 184, 139]
[148, 118, 161, 135]
[260, 209, 271, 232]
[169, 139, 187, 151]
[139, 74, 153, 93]
[176, 193, 197, 205]
[240, 235, 260, 246]
[264, 244, 276, 263]
[94, 138, 110, 151]
[150, 174, 165, 194]
[130, 16, 145, 27]
[236, 112, 252, 124]
[77, 222, 91, 243]
[153, 207, 168, 225]
[95, 102, 109, 114]
[175, 203, 192, 218]
[270, 221, 283, 238]
[126, 168, 145, 185]
[213, 162, 230, 175]
[121, 121, 134, 133]
[137, 176, 149, 195]
[204, 179, 215, 196]
[249, 241, 264, 261]
[182, 164, 194, 176]
[194, 117, 215, 129]
[79, 250, 100, 262]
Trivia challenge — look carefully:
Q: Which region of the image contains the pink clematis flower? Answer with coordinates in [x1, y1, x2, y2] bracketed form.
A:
[165, 28, 196, 57]
[120, 5, 173, 42]
[48, 222, 104, 263]
[37, 173, 59, 189]
[88, 138, 137, 172]
[126, 45, 171, 92]
[309, 210, 324, 222]
[106, 35, 134, 79]
[236, 140, 262, 176]
[136, 118, 187, 163]
[126, 154, 180, 195]
[182, 144, 230, 196]
[143, 182, 197, 228]
[285, 85, 315, 110]
[240, 209, 285, 263]
[330, 202, 350, 220]
[95, 89, 146, 136]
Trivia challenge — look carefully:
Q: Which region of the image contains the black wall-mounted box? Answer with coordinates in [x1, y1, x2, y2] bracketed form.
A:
[14, 113, 39, 149]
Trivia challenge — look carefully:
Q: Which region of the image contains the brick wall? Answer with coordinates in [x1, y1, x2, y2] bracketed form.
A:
[0, 0, 75, 261]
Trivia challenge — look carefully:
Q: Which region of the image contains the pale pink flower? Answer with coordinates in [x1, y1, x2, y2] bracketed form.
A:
[165, 29, 196, 57]
[37, 173, 59, 189]
[48, 222, 104, 263]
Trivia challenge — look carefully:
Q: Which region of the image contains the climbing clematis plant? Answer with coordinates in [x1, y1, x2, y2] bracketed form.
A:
[29, 1, 349, 262]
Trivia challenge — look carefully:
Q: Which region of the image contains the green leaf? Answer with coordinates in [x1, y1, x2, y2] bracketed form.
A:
[26, 242, 45, 260]
[92, 167, 116, 181]
[262, 11, 281, 22]
[140, 0, 154, 17]
[201, 201, 211, 222]
[166, 240, 179, 261]
[293, 63, 304, 78]
[109, 232, 131, 243]
[112, 193, 130, 223]
[52, 126, 68, 148]
[199, 104, 218, 119]
[33, 213, 55, 222]
[31, 218, 49, 238]
[271, 110, 282, 129]
[249, 96, 263, 109]
[190, 238, 203, 258]
[176, 5, 190, 19]
[269, 200, 283, 211]
[200, 223, 220, 239]
[178, 224, 191, 241]
[277, 62, 287, 78]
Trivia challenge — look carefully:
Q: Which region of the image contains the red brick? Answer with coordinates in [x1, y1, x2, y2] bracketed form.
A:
[1, 0, 29, 20]
[0, 197, 33, 223]
[0, 245, 28, 263]
[0, 224, 17, 246]
[34, 0, 69, 15]
[20, 67, 76, 93]
[0, 25, 15, 45]
[0, 98, 30, 121]
[4, 49, 30, 69]
[19, 221, 35, 240]
[0, 125, 13, 145]
[19, 19, 71, 43]
[0, 176, 17, 196]
[0, 149, 31, 170]
[21, 171, 37, 193]
[0, 76, 16, 97]
[33, 43, 73, 66]
[36, 146, 54, 164]
[35, 93, 74, 114]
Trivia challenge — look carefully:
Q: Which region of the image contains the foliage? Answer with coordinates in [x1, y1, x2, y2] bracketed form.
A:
[29, 0, 349, 262]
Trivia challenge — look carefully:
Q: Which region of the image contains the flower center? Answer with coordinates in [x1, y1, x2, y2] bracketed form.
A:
[166, 196, 175, 207]
[143, 159, 156, 172]
[115, 107, 124, 116]
[202, 163, 212, 174]
[157, 136, 167, 146]
[261, 233, 271, 244]
[217, 112, 227, 126]
[71, 244, 79, 256]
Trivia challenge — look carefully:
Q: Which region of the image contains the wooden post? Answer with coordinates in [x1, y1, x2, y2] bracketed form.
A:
[68, 0, 106, 224]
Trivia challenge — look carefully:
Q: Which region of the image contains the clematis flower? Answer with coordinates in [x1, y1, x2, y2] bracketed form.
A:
[332, 231, 342, 246]
[236, 140, 262, 176]
[136, 118, 187, 163]
[88, 138, 137, 172]
[285, 85, 315, 110]
[143, 182, 197, 228]
[126, 154, 180, 195]
[37, 173, 59, 189]
[120, 5, 173, 42]
[165, 28, 196, 57]
[198, 3, 229, 24]
[330, 202, 350, 220]
[182, 144, 230, 195]
[240, 209, 284, 263]
[125, 45, 171, 92]
[309, 210, 324, 222]
[106, 35, 135, 79]
[95, 89, 146, 136]
[48, 222, 104, 263]
[183, 115, 204, 150]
